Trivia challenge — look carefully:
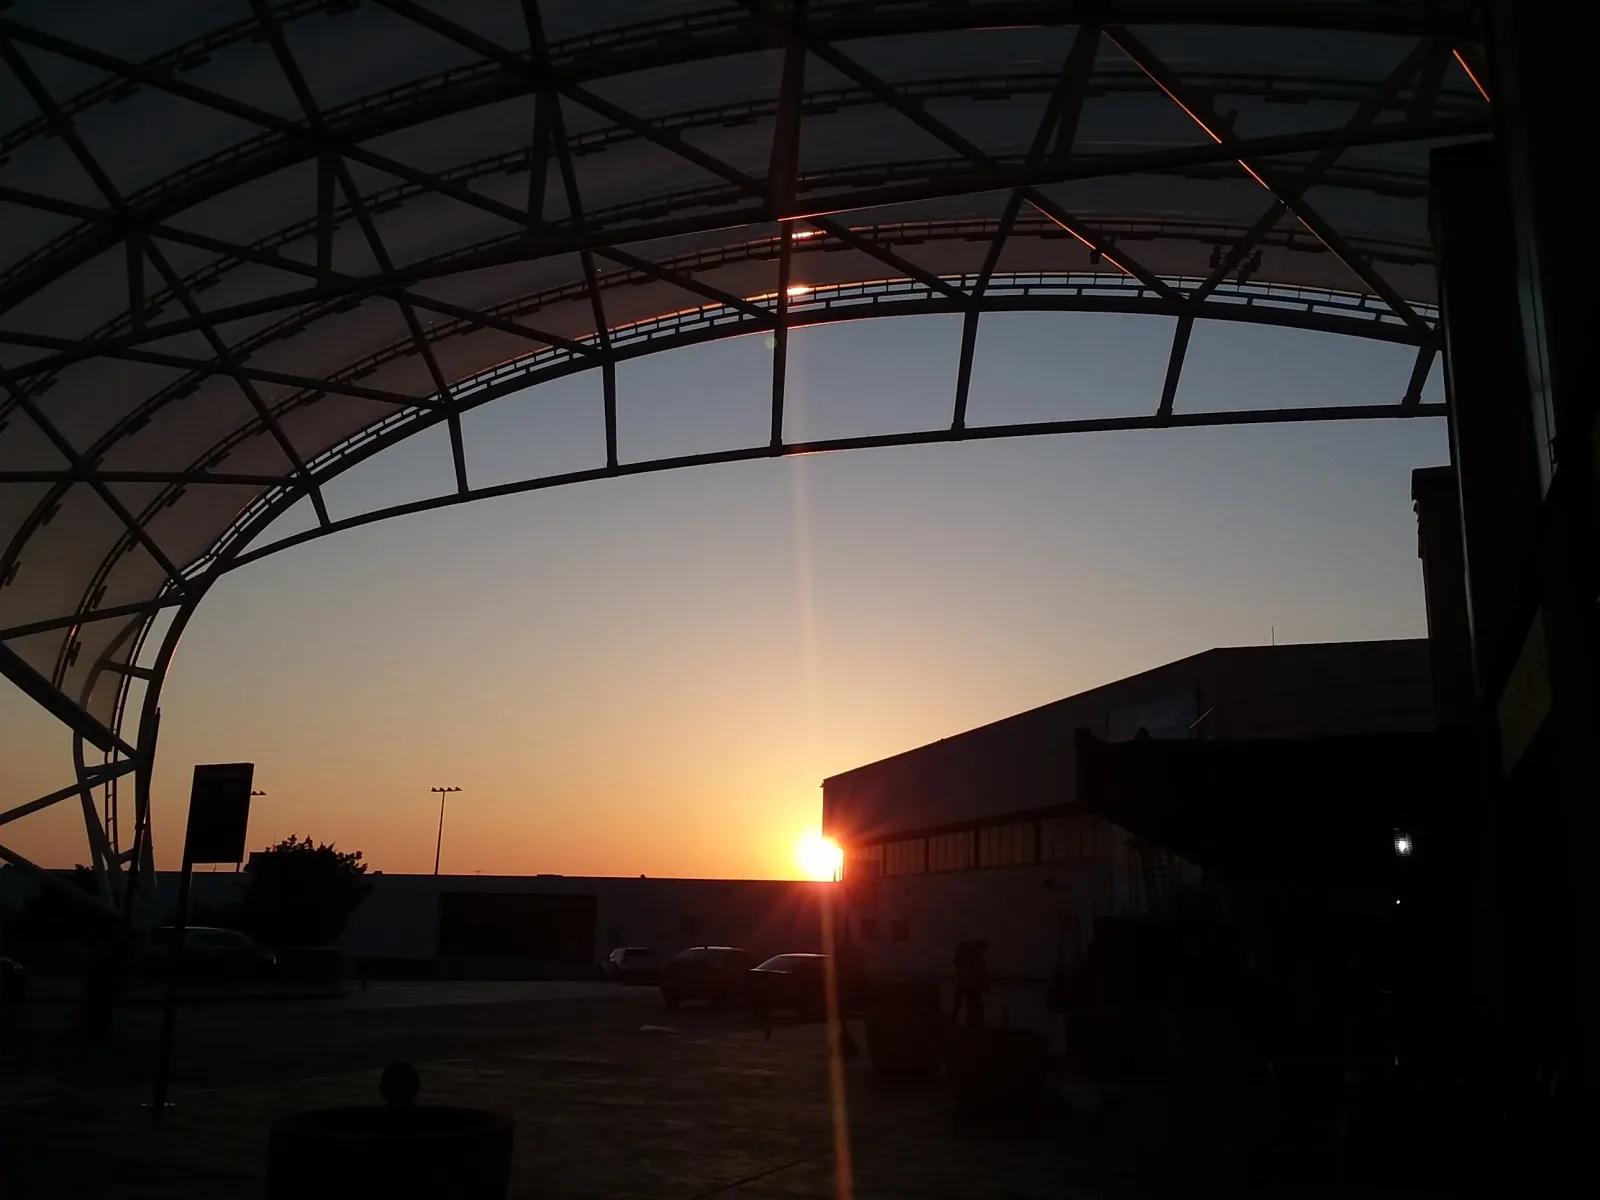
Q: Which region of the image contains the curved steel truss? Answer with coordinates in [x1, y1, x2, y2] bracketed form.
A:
[0, 0, 1482, 910]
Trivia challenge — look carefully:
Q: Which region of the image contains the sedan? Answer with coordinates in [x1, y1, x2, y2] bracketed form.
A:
[748, 953, 847, 1020]
[140, 926, 277, 984]
[660, 946, 753, 1008]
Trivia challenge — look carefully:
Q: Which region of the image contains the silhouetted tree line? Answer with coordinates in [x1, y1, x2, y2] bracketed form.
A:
[0, 835, 370, 957]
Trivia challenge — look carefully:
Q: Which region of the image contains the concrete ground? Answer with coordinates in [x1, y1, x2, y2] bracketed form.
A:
[0, 982, 1467, 1198]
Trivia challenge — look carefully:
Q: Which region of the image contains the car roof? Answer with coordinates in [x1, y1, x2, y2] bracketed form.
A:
[756, 953, 827, 967]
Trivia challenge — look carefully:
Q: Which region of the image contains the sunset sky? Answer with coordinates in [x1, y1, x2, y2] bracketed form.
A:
[0, 312, 1447, 879]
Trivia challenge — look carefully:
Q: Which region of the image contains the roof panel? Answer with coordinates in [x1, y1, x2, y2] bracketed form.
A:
[0, 1, 1480, 749]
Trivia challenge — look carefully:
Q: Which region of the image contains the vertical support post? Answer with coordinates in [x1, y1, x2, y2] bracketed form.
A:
[1156, 314, 1194, 420]
[150, 839, 193, 1115]
[771, 225, 793, 450]
[433, 789, 447, 877]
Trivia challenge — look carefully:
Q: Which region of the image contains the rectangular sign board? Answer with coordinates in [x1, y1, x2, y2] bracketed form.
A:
[185, 762, 255, 864]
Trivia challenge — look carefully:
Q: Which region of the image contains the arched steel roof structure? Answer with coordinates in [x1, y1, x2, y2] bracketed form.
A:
[0, 1, 1485, 909]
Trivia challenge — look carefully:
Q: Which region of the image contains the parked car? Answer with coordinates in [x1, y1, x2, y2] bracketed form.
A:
[140, 926, 277, 984]
[747, 953, 831, 1019]
[747, 952, 870, 1019]
[1, 956, 27, 1001]
[603, 946, 658, 984]
[660, 945, 753, 1008]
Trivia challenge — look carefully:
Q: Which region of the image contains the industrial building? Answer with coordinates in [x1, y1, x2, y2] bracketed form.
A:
[823, 638, 1440, 983]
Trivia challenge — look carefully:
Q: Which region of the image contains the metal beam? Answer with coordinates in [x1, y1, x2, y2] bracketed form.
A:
[952, 310, 980, 433]
[0, 470, 288, 485]
[0, 38, 334, 529]
[1401, 343, 1436, 407]
[381, 0, 967, 305]
[0, 327, 438, 407]
[0, 18, 539, 244]
[0, 598, 179, 643]
[3, 380, 193, 595]
[802, 31, 1181, 308]
[0, 115, 1478, 380]
[250, 0, 469, 496]
[0, 183, 597, 367]
[525, 0, 617, 471]
[772, 225, 794, 449]
[956, 24, 1103, 430]
[1156, 314, 1194, 418]
[1192, 39, 1431, 302]
[0, 639, 133, 755]
[219, 401, 1447, 575]
[1106, 25, 1435, 338]
[0, 761, 138, 828]
[103, 660, 160, 682]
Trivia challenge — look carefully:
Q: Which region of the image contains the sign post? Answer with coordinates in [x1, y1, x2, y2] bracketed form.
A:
[150, 762, 255, 1116]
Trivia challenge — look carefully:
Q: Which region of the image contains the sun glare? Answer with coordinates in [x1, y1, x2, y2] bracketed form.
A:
[796, 832, 844, 882]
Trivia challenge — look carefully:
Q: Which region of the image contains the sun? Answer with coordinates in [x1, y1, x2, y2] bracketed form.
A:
[795, 832, 844, 882]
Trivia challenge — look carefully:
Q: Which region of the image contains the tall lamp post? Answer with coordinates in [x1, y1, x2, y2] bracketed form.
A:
[431, 786, 461, 876]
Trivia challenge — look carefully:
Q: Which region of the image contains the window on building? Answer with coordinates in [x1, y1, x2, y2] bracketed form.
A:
[883, 838, 927, 876]
[847, 843, 883, 881]
[1008, 821, 1036, 865]
[1041, 814, 1105, 861]
[927, 830, 975, 872]
[978, 820, 1038, 867]
[859, 916, 879, 941]
[890, 917, 910, 942]
[1041, 816, 1074, 861]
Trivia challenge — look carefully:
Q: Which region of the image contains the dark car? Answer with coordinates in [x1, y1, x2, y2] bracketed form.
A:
[1, 956, 26, 1002]
[660, 945, 754, 1008]
[748, 953, 837, 1019]
[140, 926, 277, 983]
[603, 946, 658, 984]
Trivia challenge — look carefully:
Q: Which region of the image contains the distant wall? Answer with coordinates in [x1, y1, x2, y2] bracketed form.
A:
[1, 868, 825, 975]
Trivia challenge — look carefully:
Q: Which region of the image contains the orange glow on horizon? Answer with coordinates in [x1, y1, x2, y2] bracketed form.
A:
[796, 831, 843, 881]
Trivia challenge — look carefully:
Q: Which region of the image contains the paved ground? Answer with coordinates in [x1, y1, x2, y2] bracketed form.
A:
[0, 982, 1468, 1198]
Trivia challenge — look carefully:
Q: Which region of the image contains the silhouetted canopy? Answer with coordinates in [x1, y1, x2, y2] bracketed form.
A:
[0, 2, 1486, 744]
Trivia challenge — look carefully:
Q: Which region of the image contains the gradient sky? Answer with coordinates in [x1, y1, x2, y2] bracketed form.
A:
[1, 311, 1448, 879]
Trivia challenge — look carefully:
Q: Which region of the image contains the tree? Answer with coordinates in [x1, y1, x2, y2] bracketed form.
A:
[238, 835, 370, 948]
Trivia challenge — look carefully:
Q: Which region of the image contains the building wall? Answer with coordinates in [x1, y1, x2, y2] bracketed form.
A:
[0, 869, 826, 974]
[820, 639, 1435, 986]
[332, 873, 826, 967]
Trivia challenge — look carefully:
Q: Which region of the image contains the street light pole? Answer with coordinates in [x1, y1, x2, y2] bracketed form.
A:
[430, 786, 460, 876]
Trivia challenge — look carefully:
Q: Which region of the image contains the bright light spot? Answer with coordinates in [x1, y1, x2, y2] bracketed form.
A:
[786, 284, 813, 296]
[792, 229, 822, 240]
[796, 832, 843, 882]
[1394, 830, 1413, 857]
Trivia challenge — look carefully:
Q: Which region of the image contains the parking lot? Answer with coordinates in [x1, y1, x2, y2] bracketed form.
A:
[2, 980, 1144, 1199]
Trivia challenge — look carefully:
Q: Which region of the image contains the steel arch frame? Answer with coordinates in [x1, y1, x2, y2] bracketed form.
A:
[26, 277, 1445, 918]
[0, 0, 1481, 910]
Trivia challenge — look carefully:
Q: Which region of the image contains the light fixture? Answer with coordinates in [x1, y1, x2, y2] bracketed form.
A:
[1393, 829, 1413, 858]
[786, 284, 813, 297]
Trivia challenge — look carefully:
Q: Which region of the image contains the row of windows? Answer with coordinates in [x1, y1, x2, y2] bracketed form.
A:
[856, 814, 1106, 879]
